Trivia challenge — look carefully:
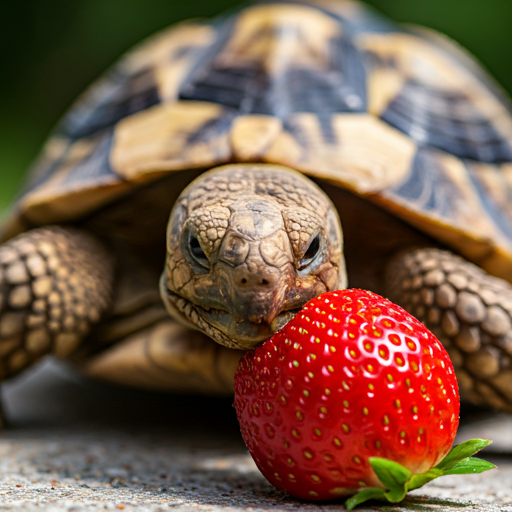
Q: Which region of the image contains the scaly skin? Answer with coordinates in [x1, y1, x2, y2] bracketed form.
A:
[160, 164, 346, 349]
[0, 226, 114, 403]
[386, 248, 512, 413]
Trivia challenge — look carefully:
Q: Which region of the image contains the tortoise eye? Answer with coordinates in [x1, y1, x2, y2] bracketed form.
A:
[189, 236, 209, 267]
[299, 234, 320, 269]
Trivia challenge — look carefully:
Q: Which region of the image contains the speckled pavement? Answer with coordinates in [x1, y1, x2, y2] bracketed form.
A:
[0, 360, 511, 512]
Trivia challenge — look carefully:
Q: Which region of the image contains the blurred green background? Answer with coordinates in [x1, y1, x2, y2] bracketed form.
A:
[1, 0, 511, 213]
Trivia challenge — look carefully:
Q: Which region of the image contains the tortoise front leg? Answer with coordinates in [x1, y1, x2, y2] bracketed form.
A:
[385, 248, 512, 413]
[82, 319, 243, 395]
[0, 226, 115, 424]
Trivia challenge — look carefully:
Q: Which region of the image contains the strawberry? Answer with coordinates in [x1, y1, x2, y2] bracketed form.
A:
[234, 290, 495, 508]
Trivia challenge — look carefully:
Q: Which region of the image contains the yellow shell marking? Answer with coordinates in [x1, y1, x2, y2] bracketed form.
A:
[231, 115, 283, 161]
[218, 4, 341, 75]
[145, 23, 216, 102]
[112, 102, 228, 179]
[265, 113, 416, 194]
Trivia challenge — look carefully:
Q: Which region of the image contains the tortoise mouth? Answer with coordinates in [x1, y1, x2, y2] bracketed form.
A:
[162, 286, 298, 350]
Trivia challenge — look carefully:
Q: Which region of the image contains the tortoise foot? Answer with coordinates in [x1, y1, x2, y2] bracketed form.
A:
[0, 226, 115, 390]
[386, 247, 512, 413]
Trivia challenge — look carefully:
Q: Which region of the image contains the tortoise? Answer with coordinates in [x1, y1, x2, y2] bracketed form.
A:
[1, 0, 512, 425]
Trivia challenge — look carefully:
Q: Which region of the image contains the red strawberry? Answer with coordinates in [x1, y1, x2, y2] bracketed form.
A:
[234, 290, 494, 507]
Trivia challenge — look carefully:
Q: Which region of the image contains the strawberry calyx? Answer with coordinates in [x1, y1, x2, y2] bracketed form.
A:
[345, 439, 496, 510]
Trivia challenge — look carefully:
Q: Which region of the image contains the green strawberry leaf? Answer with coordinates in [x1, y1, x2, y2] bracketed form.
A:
[345, 440, 496, 510]
[435, 439, 492, 471]
[441, 457, 497, 475]
[345, 488, 386, 511]
[369, 457, 411, 487]
[369, 457, 411, 502]
[406, 468, 443, 491]
[407, 440, 494, 490]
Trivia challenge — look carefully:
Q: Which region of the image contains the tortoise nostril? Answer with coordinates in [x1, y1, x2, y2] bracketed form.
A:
[238, 276, 272, 287]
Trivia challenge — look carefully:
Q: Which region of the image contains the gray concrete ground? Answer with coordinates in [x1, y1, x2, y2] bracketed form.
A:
[0, 359, 511, 511]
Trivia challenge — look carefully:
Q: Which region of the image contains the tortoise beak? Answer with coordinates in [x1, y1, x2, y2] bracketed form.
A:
[200, 307, 299, 349]
[160, 279, 299, 350]
[238, 309, 300, 343]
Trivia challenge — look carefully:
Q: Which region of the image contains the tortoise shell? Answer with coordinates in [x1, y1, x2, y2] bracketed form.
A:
[3, 0, 512, 281]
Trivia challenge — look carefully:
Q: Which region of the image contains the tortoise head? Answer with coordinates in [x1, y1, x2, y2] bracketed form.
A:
[160, 164, 346, 350]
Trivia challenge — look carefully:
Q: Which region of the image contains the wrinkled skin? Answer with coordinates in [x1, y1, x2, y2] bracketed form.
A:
[161, 164, 346, 349]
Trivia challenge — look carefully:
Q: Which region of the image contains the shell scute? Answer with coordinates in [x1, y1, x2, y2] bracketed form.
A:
[359, 32, 512, 164]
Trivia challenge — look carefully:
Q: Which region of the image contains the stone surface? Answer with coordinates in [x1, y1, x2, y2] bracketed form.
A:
[0, 359, 510, 511]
